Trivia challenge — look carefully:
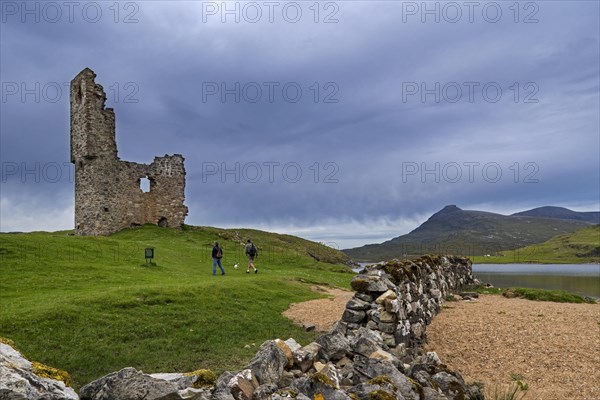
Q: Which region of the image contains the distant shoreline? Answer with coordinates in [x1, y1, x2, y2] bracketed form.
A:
[355, 260, 600, 265]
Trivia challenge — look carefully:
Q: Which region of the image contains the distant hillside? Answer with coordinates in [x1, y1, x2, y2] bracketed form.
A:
[472, 225, 600, 264]
[512, 206, 599, 224]
[188, 225, 350, 265]
[344, 205, 593, 261]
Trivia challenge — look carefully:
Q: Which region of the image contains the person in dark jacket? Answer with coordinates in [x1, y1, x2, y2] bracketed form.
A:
[244, 239, 258, 274]
[211, 241, 225, 275]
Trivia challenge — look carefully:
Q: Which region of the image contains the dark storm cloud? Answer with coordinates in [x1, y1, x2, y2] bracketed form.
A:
[1, 1, 598, 247]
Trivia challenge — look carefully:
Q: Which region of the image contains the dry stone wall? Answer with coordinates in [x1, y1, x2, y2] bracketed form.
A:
[344, 254, 474, 357]
[70, 68, 188, 236]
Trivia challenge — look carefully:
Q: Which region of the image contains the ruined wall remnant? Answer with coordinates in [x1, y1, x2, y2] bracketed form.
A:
[70, 68, 188, 236]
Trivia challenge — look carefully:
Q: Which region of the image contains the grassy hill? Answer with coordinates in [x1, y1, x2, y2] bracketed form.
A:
[0, 224, 352, 389]
[344, 205, 592, 262]
[471, 225, 600, 264]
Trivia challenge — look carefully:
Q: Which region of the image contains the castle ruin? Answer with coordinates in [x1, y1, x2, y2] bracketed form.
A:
[70, 68, 188, 236]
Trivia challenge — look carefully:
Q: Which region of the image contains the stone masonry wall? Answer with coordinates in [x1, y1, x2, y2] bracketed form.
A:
[70, 68, 188, 236]
[343, 254, 475, 357]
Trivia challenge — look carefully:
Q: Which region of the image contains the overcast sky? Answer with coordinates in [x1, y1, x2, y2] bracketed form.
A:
[1, 1, 599, 248]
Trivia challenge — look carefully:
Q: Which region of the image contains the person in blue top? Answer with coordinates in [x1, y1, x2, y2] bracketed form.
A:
[211, 241, 225, 276]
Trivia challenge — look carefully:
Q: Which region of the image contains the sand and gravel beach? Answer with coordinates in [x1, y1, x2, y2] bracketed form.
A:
[425, 294, 600, 400]
[283, 288, 600, 400]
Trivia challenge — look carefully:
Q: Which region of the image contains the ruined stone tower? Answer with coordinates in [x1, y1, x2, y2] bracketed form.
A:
[70, 68, 188, 236]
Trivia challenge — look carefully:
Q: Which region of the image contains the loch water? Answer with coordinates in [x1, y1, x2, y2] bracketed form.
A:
[473, 263, 600, 298]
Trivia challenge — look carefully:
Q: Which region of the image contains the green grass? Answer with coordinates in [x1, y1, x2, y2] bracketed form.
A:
[463, 284, 595, 303]
[462, 284, 504, 295]
[502, 287, 596, 304]
[472, 225, 600, 264]
[0, 224, 353, 389]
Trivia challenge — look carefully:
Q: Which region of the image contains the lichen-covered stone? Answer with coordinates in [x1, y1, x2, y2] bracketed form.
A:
[275, 339, 294, 369]
[181, 369, 216, 388]
[253, 383, 279, 400]
[352, 357, 419, 400]
[246, 341, 288, 386]
[331, 321, 349, 336]
[294, 342, 321, 373]
[31, 361, 72, 387]
[379, 311, 396, 323]
[423, 386, 448, 400]
[348, 380, 402, 400]
[431, 372, 465, 400]
[79, 367, 184, 400]
[351, 276, 389, 293]
[355, 293, 374, 303]
[290, 376, 351, 400]
[366, 390, 396, 400]
[0, 343, 78, 400]
[343, 309, 367, 323]
[347, 297, 372, 311]
[227, 369, 256, 400]
[369, 349, 397, 364]
[314, 363, 341, 389]
[384, 299, 400, 313]
[284, 338, 302, 353]
[375, 290, 397, 304]
[350, 327, 385, 357]
[0, 337, 16, 348]
[212, 372, 236, 400]
[378, 322, 396, 334]
[316, 333, 351, 362]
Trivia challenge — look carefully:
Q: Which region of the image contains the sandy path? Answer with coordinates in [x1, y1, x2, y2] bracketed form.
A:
[283, 289, 599, 399]
[282, 286, 353, 332]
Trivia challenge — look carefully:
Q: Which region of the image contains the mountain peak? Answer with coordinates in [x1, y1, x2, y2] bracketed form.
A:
[425, 205, 462, 222]
[439, 205, 462, 214]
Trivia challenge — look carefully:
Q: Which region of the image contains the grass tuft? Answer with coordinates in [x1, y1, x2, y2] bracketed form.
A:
[502, 288, 596, 304]
[485, 382, 530, 400]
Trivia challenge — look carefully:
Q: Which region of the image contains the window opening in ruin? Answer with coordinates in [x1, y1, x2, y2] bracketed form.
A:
[140, 177, 151, 193]
[158, 217, 168, 227]
[75, 84, 82, 102]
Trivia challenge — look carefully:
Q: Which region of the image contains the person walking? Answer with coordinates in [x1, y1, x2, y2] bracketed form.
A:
[212, 241, 225, 275]
[244, 239, 258, 274]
